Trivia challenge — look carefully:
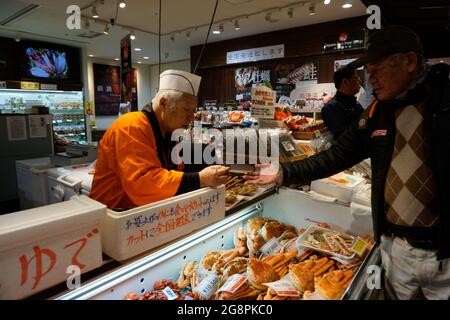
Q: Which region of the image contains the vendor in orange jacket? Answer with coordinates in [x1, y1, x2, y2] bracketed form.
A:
[90, 70, 229, 209]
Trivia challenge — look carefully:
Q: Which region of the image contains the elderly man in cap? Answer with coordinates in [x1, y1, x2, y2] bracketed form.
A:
[246, 26, 450, 299]
[91, 70, 229, 210]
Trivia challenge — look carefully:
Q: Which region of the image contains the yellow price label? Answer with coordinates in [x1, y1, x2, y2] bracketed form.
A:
[20, 81, 40, 90]
[351, 238, 368, 256]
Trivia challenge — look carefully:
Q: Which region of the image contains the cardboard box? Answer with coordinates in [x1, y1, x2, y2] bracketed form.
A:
[0, 196, 106, 299]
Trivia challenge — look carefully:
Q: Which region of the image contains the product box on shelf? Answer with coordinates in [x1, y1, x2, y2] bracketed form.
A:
[311, 172, 365, 204]
[0, 196, 106, 300]
[101, 186, 226, 261]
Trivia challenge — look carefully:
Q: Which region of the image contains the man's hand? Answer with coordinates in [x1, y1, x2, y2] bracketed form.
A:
[243, 163, 282, 186]
[199, 165, 230, 188]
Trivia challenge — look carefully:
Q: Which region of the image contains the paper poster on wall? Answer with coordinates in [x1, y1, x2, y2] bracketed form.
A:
[28, 115, 48, 138]
[235, 66, 271, 102]
[6, 116, 27, 141]
[93, 63, 121, 116]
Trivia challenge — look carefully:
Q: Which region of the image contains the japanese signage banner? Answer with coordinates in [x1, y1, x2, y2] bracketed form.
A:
[251, 86, 276, 119]
[101, 187, 226, 261]
[235, 66, 271, 102]
[227, 44, 284, 64]
[120, 35, 138, 112]
[273, 62, 319, 103]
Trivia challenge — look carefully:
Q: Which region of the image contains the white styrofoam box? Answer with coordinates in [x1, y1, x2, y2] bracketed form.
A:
[47, 164, 92, 203]
[311, 172, 365, 204]
[101, 186, 226, 261]
[0, 196, 106, 300]
[16, 157, 56, 209]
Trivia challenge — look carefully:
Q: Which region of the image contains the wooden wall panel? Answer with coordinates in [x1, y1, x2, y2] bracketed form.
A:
[190, 16, 368, 106]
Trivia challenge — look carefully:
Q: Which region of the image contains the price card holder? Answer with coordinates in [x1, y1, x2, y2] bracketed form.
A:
[351, 237, 368, 256]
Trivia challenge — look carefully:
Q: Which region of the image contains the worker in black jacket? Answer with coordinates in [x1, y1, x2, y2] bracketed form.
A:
[246, 26, 450, 300]
[322, 66, 364, 138]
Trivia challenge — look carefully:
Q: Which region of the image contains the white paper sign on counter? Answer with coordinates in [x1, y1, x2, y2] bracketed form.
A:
[29, 115, 48, 138]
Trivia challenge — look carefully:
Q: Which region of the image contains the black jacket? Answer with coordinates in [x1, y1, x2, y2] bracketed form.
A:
[321, 91, 364, 139]
[282, 64, 450, 260]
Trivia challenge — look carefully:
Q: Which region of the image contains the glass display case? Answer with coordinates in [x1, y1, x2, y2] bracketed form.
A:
[0, 89, 86, 143]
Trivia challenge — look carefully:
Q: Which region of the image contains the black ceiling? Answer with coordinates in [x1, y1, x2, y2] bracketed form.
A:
[361, 0, 450, 58]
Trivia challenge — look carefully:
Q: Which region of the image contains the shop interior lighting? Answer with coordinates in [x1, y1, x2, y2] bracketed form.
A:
[134, 48, 142, 51]
[144, 56, 149, 59]
[91, 6, 99, 18]
[88, 54, 94, 57]
[114, 58, 120, 61]
[130, 32, 136, 40]
[186, 31, 191, 39]
[170, 34, 175, 41]
[342, 1, 352, 8]
[103, 24, 110, 35]
[219, 24, 224, 33]
[309, 3, 316, 15]
[324, 0, 331, 5]
[119, 1, 126, 9]
[137, 61, 142, 64]
[234, 20, 240, 30]
[83, 19, 90, 30]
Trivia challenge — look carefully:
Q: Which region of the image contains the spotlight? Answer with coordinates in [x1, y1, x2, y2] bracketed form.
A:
[83, 19, 90, 30]
[309, 3, 316, 15]
[324, 0, 331, 4]
[91, 6, 99, 18]
[234, 20, 240, 30]
[144, 56, 149, 60]
[130, 32, 136, 40]
[342, 1, 352, 8]
[134, 48, 142, 52]
[186, 31, 191, 39]
[170, 34, 175, 41]
[103, 24, 110, 35]
[114, 58, 120, 61]
[88, 54, 94, 57]
[287, 8, 294, 18]
[219, 24, 224, 33]
[119, 1, 126, 9]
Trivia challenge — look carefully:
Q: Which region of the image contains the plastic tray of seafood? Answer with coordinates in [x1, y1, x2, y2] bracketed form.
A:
[296, 225, 360, 261]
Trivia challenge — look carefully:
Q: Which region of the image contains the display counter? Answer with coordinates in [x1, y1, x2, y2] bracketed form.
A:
[53, 188, 379, 300]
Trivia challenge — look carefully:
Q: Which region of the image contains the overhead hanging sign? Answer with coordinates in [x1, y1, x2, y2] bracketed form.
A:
[227, 44, 284, 64]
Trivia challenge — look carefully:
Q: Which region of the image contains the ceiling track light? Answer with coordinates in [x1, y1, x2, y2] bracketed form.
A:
[324, 0, 331, 5]
[186, 31, 191, 39]
[309, 3, 316, 15]
[170, 34, 175, 41]
[119, 1, 126, 9]
[234, 20, 240, 31]
[83, 19, 90, 30]
[287, 8, 294, 18]
[265, 12, 278, 23]
[103, 24, 110, 35]
[91, 6, 99, 18]
[130, 31, 136, 40]
[219, 23, 224, 33]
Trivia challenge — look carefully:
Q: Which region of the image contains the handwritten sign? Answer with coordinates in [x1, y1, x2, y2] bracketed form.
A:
[0, 227, 102, 299]
[251, 86, 276, 119]
[227, 44, 284, 64]
[101, 187, 226, 261]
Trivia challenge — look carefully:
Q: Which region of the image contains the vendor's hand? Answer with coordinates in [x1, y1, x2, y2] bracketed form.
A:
[199, 165, 230, 188]
[244, 163, 282, 186]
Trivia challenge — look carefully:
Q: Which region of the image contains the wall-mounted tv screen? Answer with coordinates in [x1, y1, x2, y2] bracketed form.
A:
[20, 40, 81, 83]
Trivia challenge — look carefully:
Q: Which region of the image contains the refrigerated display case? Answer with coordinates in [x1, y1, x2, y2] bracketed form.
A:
[0, 89, 86, 143]
[54, 188, 380, 300]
